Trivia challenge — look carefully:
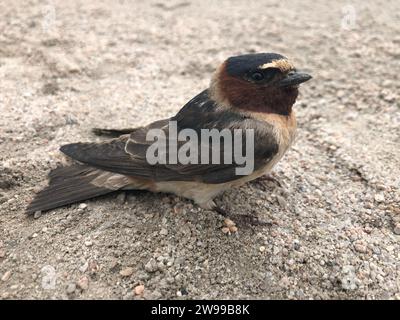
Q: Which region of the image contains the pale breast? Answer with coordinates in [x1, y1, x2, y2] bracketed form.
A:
[234, 110, 297, 180]
[251, 110, 297, 152]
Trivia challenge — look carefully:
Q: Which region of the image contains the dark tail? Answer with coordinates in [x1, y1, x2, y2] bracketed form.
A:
[92, 128, 135, 137]
[26, 165, 118, 215]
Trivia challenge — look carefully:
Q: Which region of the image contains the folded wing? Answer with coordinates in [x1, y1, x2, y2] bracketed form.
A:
[61, 90, 279, 184]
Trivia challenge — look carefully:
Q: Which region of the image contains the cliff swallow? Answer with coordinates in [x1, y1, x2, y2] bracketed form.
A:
[26, 53, 311, 222]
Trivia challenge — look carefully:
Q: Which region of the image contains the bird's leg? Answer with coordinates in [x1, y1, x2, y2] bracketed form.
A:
[92, 128, 135, 137]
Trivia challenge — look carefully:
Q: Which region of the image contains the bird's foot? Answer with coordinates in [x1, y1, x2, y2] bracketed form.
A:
[214, 205, 271, 228]
[229, 213, 271, 227]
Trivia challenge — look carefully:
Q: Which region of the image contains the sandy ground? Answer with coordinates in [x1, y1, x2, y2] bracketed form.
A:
[0, 0, 399, 300]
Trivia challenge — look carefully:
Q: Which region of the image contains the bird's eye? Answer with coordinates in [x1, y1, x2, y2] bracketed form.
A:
[250, 72, 264, 82]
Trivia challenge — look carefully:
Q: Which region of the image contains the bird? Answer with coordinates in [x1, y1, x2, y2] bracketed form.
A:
[26, 53, 311, 222]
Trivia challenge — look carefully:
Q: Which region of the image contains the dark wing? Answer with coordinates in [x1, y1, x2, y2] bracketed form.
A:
[61, 90, 279, 184]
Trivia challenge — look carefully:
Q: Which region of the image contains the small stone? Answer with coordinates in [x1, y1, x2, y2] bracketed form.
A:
[79, 262, 89, 273]
[341, 266, 358, 291]
[259, 246, 266, 252]
[159, 228, 168, 236]
[2, 292, 10, 299]
[33, 211, 42, 219]
[76, 276, 89, 290]
[109, 259, 120, 272]
[84, 240, 93, 247]
[1, 271, 11, 282]
[221, 227, 230, 234]
[32, 233, 38, 238]
[229, 226, 238, 233]
[88, 260, 99, 274]
[223, 218, 236, 228]
[66, 283, 76, 294]
[157, 261, 165, 271]
[393, 224, 400, 235]
[79, 203, 87, 210]
[133, 284, 145, 296]
[179, 288, 188, 295]
[120, 267, 134, 277]
[0, 249, 6, 258]
[374, 193, 385, 203]
[354, 241, 368, 253]
[341, 275, 357, 290]
[144, 258, 158, 273]
[280, 276, 290, 288]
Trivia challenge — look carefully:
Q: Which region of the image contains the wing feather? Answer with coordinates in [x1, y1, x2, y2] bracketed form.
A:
[61, 90, 279, 184]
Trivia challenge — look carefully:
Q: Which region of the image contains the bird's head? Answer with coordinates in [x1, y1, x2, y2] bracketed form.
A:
[210, 53, 312, 115]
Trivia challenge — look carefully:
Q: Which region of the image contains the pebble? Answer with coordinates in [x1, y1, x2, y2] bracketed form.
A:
[134, 284, 145, 296]
[109, 259, 120, 272]
[393, 224, 400, 235]
[76, 276, 89, 290]
[374, 193, 385, 203]
[222, 219, 238, 234]
[79, 261, 89, 273]
[341, 266, 358, 291]
[79, 203, 88, 210]
[159, 228, 168, 236]
[259, 246, 266, 252]
[33, 211, 42, 219]
[1, 271, 12, 282]
[230, 226, 238, 233]
[84, 240, 93, 247]
[1, 292, 10, 299]
[280, 276, 290, 288]
[88, 260, 99, 274]
[66, 283, 76, 294]
[354, 241, 368, 254]
[224, 218, 236, 228]
[0, 249, 6, 258]
[120, 267, 134, 277]
[144, 258, 158, 273]
[341, 275, 358, 290]
[221, 227, 230, 234]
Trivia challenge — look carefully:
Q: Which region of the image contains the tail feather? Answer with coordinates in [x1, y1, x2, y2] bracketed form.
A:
[92, 128, 135, 137]
[26, 165, 119, 215]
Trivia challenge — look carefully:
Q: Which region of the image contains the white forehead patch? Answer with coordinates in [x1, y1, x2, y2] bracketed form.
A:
[259, 59, 294, 72]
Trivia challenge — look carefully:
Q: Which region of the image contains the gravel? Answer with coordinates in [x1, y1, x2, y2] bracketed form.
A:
[120, 267, 134, 277]
[0, 0, 399, 300]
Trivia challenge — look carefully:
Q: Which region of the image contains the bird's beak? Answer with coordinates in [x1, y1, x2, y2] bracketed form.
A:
[278, 71, 312, 87]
